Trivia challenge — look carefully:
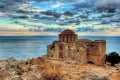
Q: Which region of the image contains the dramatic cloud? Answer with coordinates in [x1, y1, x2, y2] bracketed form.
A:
[79, 14, 88, 18]
[75, 26, 110, 32]
[75, 27, 97, 32]
[0, 0, 24, 11]
[63, 11, 77, 16]
[94, 0, 120, 13]
[100, 13, 115, 18]
[41, 11, 61, 18]
[100, 20, 110, 25]
[33, 0, 51, 2]
[16, 9, 33, 14]
[73, 2, 94, 9]
[0, 0, 120, 36]
[33, 0, 83, 3]
[11, 15, 29, 19]
[43, 27, 65, 32]
[110, 17, 120, 22]
[68, 19, 80, 23]
[97, 27, 110, 32]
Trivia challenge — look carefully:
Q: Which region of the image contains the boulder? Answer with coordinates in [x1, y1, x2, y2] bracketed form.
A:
[0, 71, 4, 80]
[31, 57, 45, 65]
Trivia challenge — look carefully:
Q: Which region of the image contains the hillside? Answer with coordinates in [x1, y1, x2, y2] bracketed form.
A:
[0, 57, 120, 80]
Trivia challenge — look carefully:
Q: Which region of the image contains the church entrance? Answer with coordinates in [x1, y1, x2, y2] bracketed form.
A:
[59, 52, 63, 59]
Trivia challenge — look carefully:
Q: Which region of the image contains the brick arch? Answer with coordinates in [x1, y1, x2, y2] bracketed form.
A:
[59, 51, 63, 59]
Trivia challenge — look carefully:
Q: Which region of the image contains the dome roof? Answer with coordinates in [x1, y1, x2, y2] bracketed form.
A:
[59, 29, 77, 36]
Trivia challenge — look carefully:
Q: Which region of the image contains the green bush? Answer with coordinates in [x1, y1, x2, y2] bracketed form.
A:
[106, 52, 120, 66]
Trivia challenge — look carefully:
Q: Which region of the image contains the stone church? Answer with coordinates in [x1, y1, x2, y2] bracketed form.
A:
[46, 29, 106, 66]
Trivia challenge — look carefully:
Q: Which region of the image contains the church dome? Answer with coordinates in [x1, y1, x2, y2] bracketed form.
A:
[59, 29, 77, 36]
[59, 29, 78, 42]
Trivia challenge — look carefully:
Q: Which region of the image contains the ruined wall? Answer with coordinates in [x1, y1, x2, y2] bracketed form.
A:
[74, 40, 88, 64]
[47, 41, 69, 60]
[87, 40, 106, 66]
[47, 39, 106, 66]
[47, 43, 56, 59]
[67, 42, 76, 58]
[54, 42, 69, 60]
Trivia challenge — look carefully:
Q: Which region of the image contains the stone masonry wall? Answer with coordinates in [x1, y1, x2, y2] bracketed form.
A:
[47, 39, 106, 66]
[87, 40, 106, 66]
[47, 41, 69, 60]
[74, 40, 87, 64]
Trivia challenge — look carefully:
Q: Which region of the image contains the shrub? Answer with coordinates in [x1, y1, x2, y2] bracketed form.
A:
[106, 52, 120, 66]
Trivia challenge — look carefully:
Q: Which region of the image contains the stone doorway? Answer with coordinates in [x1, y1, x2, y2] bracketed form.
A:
[59, 52, 63, 59]
[88, 61, 94, 64]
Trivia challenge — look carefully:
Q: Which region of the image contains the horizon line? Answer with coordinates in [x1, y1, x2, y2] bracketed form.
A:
[0, 35, 120, 37]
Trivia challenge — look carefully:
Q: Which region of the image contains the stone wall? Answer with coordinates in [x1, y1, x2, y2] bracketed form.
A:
[47, 41, 69, 60]
[74, 40, 87, 64]
[87, 40, 106, 66]
[47, 39, 106, 66]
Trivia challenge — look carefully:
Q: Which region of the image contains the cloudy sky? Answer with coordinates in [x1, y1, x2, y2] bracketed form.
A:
[0, 0, 120, 36]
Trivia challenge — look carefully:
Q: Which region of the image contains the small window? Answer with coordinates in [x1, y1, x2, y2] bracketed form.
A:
[63, 37, 64, 42]
[74, 36, 75, 41]
[51, 44, 55, 49]
[59, 36, 61, 41]
[67, 37, 68, 42]
[77, 49, 79, 52]
[51, 54, 53, 57]
[70, 37, 72, 41]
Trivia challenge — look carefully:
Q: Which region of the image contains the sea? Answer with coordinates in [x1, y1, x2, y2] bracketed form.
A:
[0, 36, 120, 60]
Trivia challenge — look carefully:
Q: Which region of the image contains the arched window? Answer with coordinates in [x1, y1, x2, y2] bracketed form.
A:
[63, 36, 64, 42]
[67, 37, 68, 42]
[51, 54, 53, 57]
[59, 52, 63, 59]
[70, 36, 72, 41]
[51, 53, 53, 58]
[59, 36, 61, 41]
[74, 36, 75, 41]
[59, 45, 63, 50]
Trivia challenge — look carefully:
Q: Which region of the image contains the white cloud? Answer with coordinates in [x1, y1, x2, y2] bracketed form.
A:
[52, 2, 62, 8]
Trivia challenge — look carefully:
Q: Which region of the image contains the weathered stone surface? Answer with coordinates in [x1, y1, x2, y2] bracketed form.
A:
[31, 57, 45, 65]
[0, 70, 4, 80]
[25, 60, 30, 64]
[110, 73, 120, 80]
[0, 58, 119, 80]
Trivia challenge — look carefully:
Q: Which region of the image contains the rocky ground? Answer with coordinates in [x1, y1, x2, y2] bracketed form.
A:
[0, 57, 120, 80]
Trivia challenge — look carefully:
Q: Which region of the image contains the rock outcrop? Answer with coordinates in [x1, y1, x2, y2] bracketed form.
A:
[0, 58, 119, 80]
